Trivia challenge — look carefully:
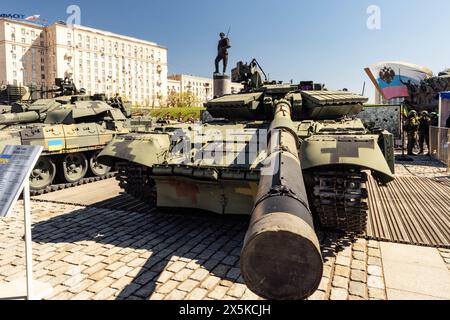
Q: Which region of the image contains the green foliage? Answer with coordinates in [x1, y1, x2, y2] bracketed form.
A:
[150, 107, 205, 121]
[166, 91, 201, 108]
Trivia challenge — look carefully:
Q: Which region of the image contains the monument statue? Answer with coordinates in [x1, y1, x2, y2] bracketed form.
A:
[214, 32, 231, 74]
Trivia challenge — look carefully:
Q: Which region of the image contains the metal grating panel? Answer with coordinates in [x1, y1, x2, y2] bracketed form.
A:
[366, 176, 450, 248]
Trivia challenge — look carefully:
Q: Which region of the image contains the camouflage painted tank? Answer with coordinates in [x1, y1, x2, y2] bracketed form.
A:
[404, 68, 450, 111]
[0, 86, 134, 193]
[98, 59, 395, 300]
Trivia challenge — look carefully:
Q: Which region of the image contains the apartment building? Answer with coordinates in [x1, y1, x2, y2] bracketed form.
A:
[0, 19, 47, 89]
[0, 18, 168, 106]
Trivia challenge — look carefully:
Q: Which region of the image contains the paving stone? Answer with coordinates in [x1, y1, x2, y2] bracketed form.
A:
[156, 280, 179, 294]
[127, 257, 147, 268]
[208, 285, 228, 299]
[86, 277, 115, 293]
[349, 281, 367, 298]
[368, 288, 387, 300]
[111, 276, 133, 289]
[334, 265, 350, 278]
[93, 287, 117, 300]
[367, 275, 385, 289]
[368, 248, 381, 258]
[349, 266, 366, 283]
[332, 276, 349, 289]
[318, 276, 330, 292]
[335, 255, 351, 267]
[89, 270, 110, 282]
[165, 289, 187, 300]
[167, 261, 186, 273]
[352, 242, 366, 252]
[368, 257, 382, 266]
[186, 288, 208, 300]
[227, 283, 247, 298]
[134, 271, 157, 285]
[307, 290, 326, 300]
[352, 251, 366, 261]
[330, 287, 348, 300]
[172, 268, 194, 282]
[105, 261, 125, 272]
[367, 265, 383, 277]
[200, 276, 221, 290]
[368, 240, 380, 249]
[71, 291, 94, 300]
[110, 266, 133, 279]
[178, 279, 199, 292]
[351, 259, 366, 271]
[149, 292, 165, 300]
[189, 268, 209, 282]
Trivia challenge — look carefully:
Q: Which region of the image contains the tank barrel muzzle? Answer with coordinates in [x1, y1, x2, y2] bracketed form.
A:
[240, 100, 323, 300]
[0, 111, 40, 125]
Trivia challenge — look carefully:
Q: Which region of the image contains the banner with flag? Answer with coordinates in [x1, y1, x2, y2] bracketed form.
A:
[24, 14, 40, 21]
[365, 61, 433, 100]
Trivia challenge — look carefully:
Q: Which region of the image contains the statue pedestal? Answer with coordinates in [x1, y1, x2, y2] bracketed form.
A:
[213, 74, 231, 98]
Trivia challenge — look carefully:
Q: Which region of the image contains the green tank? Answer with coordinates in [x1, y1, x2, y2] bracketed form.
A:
[0, 81, 136, 193]
[97, 59, 395, 300]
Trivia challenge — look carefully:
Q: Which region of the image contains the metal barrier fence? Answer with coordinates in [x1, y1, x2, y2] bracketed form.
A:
[430, 126, 450, 168]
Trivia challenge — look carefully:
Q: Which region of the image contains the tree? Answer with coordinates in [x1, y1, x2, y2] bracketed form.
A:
[166, 91, 200, 108]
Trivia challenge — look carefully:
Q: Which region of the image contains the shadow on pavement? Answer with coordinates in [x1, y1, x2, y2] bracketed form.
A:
[32, 198, 353, 300]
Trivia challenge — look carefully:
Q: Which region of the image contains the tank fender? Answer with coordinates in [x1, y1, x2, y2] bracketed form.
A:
[97, 133, 171, 167]
[299, 136, 395, 183]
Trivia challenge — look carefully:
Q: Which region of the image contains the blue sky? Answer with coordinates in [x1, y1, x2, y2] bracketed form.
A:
[3, 0, 450, 102]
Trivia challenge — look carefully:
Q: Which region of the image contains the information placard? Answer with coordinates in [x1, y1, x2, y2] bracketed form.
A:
[0, 145, 43, 218]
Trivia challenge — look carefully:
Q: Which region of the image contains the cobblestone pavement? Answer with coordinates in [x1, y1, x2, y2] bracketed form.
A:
[0, 155, 448, 300]
[0, 200, 389, 300]
[395, 154, 449, 178]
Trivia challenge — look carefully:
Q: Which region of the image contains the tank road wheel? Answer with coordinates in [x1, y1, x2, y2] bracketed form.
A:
[311, 169, 369, 234]
[89, 151, 111, 176]
[60, 153, 88, 183]
[29, 157, 56, 191]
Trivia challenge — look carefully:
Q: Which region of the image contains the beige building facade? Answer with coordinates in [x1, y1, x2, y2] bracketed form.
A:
[167, 74, 244, 104]
[168, 74, 213, 103]
[0, 19, 47, 89]
[0, 18, 168, 106]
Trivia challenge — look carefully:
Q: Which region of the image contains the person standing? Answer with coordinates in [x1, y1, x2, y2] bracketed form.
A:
[418, 111, 431, 155]
[430, 112, 439, 127]
[404, 110, 419, 155]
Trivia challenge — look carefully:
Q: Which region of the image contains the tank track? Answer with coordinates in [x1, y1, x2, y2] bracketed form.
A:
[116, 162, 156, 206]
[311, 169, 369, 234]
[115, 162, 369, 233]
[30, 172, 116, 197]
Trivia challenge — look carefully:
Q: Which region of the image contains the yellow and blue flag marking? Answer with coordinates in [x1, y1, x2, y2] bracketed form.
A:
[48, 139, 64, 151]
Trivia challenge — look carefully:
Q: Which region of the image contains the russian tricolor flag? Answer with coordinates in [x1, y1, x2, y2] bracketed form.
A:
[365, 61, 433, 100]
[24, 15, 40, 21]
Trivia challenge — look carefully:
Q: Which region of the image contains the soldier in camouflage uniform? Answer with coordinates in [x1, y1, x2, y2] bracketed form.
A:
[404, 110, 419, 155]
[418, 111, 431, 155]
[430, 112, 439, 127]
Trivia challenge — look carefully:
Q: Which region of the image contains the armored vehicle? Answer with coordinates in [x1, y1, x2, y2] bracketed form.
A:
[0, 84, 31, 105]
[404, 68, 450, 112]
[0, 81, 133, 193]
[98, 59, 395, 300]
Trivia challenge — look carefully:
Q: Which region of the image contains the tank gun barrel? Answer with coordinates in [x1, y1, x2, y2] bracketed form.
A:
[240, 99, 323, 300]
[0, 111, 41, 125]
